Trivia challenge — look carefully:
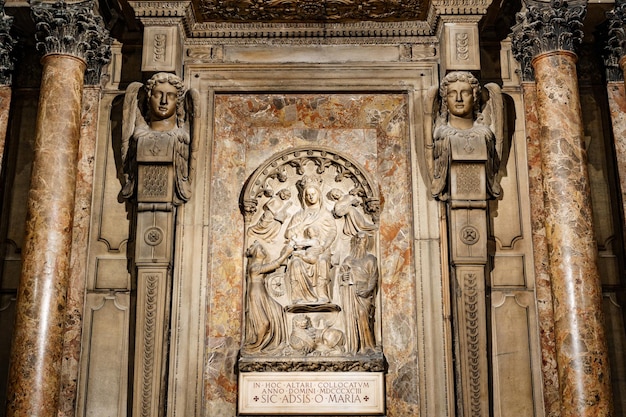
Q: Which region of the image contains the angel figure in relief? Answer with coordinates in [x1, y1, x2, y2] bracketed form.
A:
[424, 71, 503, 201]
[120, 72, 199, 204]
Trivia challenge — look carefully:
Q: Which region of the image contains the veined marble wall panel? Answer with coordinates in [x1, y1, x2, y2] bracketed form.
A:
[77, 292, 130, 417]
[191, 63, 447, 417]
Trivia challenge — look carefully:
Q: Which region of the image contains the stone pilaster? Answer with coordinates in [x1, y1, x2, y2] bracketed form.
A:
[6, 2, 110, 417]
[512, 1, 614, 416]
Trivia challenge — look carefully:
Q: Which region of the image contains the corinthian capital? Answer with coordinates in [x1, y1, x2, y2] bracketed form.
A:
[603, 0, 626, 81]
[0, 0, 16, 85]
[511, 0, 587, 79]
[30, 0, 111, 79]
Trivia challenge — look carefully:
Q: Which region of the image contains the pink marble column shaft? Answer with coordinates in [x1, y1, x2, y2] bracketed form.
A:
[7, 54, 85, 417]
[522, 82, 561, 417]
[533, 51, 613, 417]
[0, 85, 11, 174]
[58, 86, 101, 417]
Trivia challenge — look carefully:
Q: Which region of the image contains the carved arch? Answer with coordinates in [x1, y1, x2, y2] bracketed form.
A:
[240, 146, 381, 224]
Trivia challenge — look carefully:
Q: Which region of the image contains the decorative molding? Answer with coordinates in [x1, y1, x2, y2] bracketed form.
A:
[140, 273, 160, 417]
[462, 272, 482, 416]
[511, 0, 586, 80]
[238, 355, 386, 372]
[0, 0, 16, 85]
[30, 0, 111, 83]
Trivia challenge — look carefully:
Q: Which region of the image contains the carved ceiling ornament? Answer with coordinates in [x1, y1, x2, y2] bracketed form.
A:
[130, 0, 492, 39]
[194, 0, 426, 23]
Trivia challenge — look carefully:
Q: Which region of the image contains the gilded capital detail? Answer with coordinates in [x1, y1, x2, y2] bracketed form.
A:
[0, 0, 16, 85]
[30, 0, 112, 77]
[511, 0, 587, 80]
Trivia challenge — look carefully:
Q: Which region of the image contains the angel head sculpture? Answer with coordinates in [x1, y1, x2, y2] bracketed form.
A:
[120, 72, 199, 205]
[424, 71, 503, 201]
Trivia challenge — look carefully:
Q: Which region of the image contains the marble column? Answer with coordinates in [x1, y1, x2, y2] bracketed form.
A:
[513, 1, 614, 416]
[0, 0, 16, 174]
[6, 2, 110, 417]
[521, 80, 561, 417]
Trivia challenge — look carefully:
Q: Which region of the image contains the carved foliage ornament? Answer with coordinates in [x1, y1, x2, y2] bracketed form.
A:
[195, 0, 426, 23]
[511, 0, 587, 81]
[603, 0, 626, 81]
[30, 0, 112, 81]
[0, 0, 16, 85]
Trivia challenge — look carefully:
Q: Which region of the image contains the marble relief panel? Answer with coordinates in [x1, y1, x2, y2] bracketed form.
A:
[206, 93, 418, 415]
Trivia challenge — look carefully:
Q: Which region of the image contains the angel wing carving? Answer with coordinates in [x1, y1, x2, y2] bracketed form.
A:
[120, 73, 199, 204]
[424, 71, 504, 200]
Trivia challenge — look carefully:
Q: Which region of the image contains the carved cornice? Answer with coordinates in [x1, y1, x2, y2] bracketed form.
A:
[0, 0, 16, 85]
[603, 0, 626, 81]
[30, 0, 112, 77]
[238, 355, 387, 373]
[129, 0, 491, 40]
[511, 0, 587, 81]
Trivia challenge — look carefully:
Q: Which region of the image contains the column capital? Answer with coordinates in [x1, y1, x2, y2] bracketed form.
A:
[604, 0, 626, 81]
[511, 0, 587, 81]
[0, 0, 16, 85]
[30, 0, 112, 83]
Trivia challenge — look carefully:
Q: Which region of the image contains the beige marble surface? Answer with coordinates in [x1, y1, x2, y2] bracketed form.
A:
[205, 93, 418, 416]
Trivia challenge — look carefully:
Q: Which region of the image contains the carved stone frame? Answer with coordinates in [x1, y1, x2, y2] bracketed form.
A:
[171, 62, 453, 417]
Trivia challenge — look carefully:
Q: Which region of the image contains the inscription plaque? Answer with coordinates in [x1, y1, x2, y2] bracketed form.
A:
[238, 372, 385, 415]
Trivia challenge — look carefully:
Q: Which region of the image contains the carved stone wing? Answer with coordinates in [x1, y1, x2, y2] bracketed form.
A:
[480, 83, 504, 160]
[121, 81, 145, 165]
[423, 84, 446, 198]
[120, 81, 146, 199]
[174, 87, 200, 203]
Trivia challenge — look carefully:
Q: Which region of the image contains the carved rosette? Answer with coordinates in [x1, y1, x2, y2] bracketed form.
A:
[31, 0, 112, 82]
[603, 0, 626, 81]
[0, 0, 16, 85]
[511, 0, 587, 81]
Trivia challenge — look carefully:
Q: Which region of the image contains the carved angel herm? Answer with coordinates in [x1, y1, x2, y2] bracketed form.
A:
[423, 71, 503, 201]
[121, 72, 199, 204]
